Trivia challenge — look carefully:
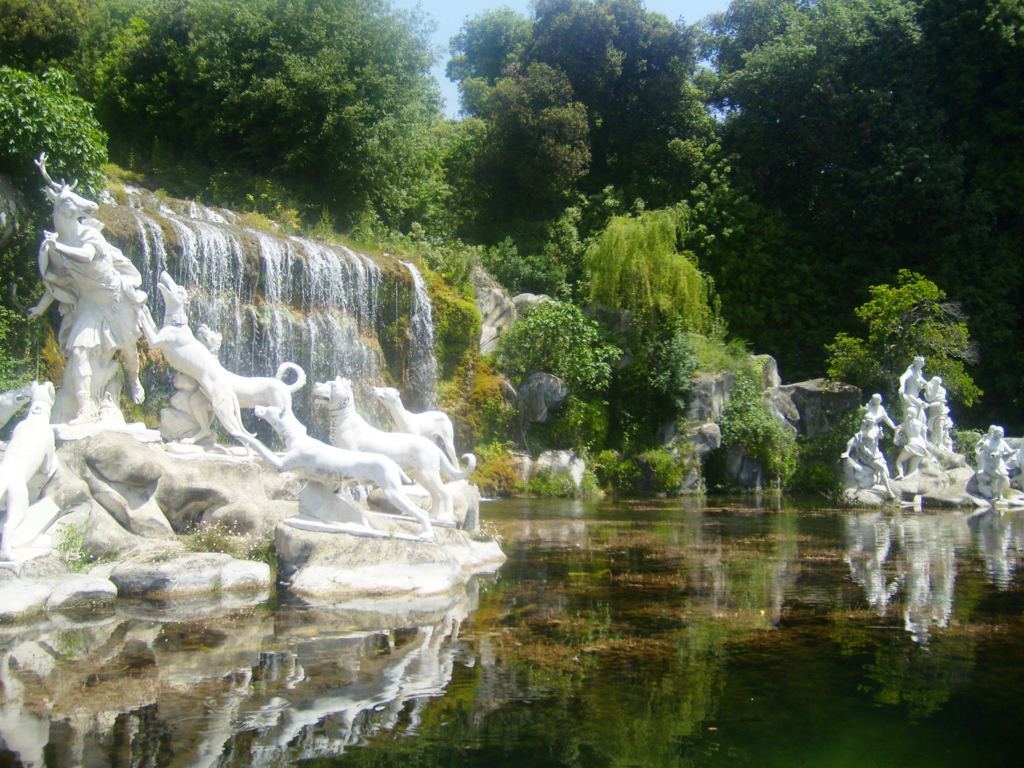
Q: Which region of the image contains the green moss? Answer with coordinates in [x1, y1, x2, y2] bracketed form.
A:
[471, 441, 525, 497]
[439, 355, 514, 449]
[425, 267, 481, 378]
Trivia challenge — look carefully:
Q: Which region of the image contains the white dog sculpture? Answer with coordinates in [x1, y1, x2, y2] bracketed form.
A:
[0, 384, 33, 433]
[0, 381, 57, 559]
[249, 404, 434, 541]
[373, 386, 460, 466]
[141, 271, 253, 445]
[314, 377, 475, 524]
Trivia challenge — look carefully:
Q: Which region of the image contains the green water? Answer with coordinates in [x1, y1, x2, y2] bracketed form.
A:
[2, 499, 1023, 767]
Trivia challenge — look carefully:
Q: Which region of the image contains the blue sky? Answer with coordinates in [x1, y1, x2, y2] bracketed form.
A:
[391, 1, 732, 117]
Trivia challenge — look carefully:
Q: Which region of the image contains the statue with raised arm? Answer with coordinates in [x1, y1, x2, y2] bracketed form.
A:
[898, 356, 927, 411]
[862, 393, 897, 435]
[28, 153, 151, 424]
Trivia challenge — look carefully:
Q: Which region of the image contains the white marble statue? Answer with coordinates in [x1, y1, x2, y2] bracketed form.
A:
[160, 323, 307, 443]
[898, 355, 927, 411]
[842, 415, 897, 498]
[923, 376, 949, 446]
[27, 153, 151, 424]
[314, 377, 475, 525]
[0, 384, 32, 433]
[974, 425, 1017, 500]
[248, 404, 434, 541]
[862, 393, 897, 434]
[373, 386, 460, 466]
[893, 403, 930, 479]
[0, 382, 57, 559]
[141, 271, 253, 445]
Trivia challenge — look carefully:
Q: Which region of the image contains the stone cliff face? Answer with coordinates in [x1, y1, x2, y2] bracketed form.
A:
[96, 185, 439, 422]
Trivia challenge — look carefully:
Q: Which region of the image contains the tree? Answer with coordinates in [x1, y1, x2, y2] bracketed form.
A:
[84, 0, 442, 230]
[584, 206, 715, 334]
[496, 300, 619, 392]
[825, 270, 981, 406]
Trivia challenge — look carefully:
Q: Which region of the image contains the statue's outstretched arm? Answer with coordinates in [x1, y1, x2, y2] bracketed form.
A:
[27, 290, 55, 319]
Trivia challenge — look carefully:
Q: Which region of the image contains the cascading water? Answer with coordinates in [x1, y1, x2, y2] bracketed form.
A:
[402, 261, 438, 409]
[114, 189, 437, 419]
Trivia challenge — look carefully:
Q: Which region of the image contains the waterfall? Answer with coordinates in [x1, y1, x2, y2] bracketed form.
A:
[402, 261, 438, 409]
[119, 191, 431, 419]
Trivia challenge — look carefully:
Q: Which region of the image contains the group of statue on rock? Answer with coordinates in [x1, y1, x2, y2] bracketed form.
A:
[842, 355, 1022, 504]
[1, 155, 473, 560]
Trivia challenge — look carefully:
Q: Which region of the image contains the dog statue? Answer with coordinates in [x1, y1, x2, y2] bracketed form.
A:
[141, 271, 253, 445]
[0, 381, 57, 559]
[162, 323, 307, 442]
[373, 386, 460, 467]
[0, 384, 33, 434]
[314, 377, 475, 524]
[249, 405, 434, 541]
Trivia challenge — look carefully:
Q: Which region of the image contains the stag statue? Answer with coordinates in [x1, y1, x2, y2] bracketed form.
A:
[27, 153, 152, 424]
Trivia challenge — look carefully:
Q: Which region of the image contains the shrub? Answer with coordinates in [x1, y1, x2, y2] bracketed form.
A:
[788, 408, 862, 498]
[720, 373, 797, 487]
[471, 440, 525, 497]
[496, 300, 619, 391]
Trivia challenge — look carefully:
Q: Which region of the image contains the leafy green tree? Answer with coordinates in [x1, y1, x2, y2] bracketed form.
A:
[826, 270, 981, 406]
[496, 299, 619, 392]
[0, 0, 88, 73]
[584, 206, 715, 334]
[447, 7, 531, 99]
[84, 0, 442, 230]
[0, 66, 107, 196]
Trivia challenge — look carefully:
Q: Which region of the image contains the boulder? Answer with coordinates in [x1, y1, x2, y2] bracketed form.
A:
[533, 450, 587, 490]
[275, 521, 505, 602]
[471, 266, 517, 354]
[45, 575, 118, 611]
[109, 552, 272, 599]
[517, 372, 568, 424]
[752, 354, 782, 389]
[511, 293, 550, 311]
[0, 582, 50, 622]
[767, 378, 861, 439]
[725, 447, 764, 490]
[686, 373, 736, 424]
[685, 422, 722, 460]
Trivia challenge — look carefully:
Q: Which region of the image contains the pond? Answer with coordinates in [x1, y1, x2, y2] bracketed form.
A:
[2, 498, 1023, 767]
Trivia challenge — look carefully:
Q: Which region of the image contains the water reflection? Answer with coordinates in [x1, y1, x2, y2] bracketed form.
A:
[0, 588, 475, 767]
[845, 509, 1024, 642]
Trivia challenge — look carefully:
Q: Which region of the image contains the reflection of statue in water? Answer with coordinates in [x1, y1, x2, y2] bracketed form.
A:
[842, 415, 897, 497]
[974, 426, 1016, 500]
[27, 154, 150, 423]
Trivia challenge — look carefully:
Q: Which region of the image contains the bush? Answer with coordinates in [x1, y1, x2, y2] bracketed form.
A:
[788, 408, 862, 498]
[471, 440, 525, 497]
[529, 394, 608, 453]
[496, 300, 619, 391]
[0, 66, 107, 197]
[720, 373, 797, 487]
[438, 355, 514, 449]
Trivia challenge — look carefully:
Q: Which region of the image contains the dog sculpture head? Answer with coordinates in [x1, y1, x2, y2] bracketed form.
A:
[28, 381, 56, 418]
[372, 386, 402, 407]
[157, 271, 190, 323]
[313, 377, 353, 412]
[254, 404, 305, 438]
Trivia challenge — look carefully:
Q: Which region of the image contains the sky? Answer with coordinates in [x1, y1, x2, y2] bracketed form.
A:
[390, 1, 733, 117]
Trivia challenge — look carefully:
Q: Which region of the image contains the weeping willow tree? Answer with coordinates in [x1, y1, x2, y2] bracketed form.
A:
[584, 206, 715, 334]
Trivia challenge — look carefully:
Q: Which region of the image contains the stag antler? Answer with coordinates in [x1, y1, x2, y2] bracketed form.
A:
[34, 152, 76, 190]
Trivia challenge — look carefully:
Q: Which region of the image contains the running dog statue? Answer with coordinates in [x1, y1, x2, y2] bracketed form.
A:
[373, 386, 460, 466]
[249, 404, 434, 541]
[0, 384, 32, 433]
[314, 377, 474, 524]
[141, 271, 253, 445]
